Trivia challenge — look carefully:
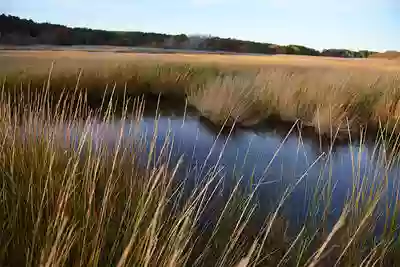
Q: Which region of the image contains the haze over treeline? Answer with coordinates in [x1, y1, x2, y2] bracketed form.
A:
[0, 14, 378, 58]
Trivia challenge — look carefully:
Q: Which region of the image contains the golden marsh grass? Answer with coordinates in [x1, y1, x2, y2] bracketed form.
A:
[0, 83, 399, 266]
[1, 55, 400, 265]
[2, 50, 400, 137]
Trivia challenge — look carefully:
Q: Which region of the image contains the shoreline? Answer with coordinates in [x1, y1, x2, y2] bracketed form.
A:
[1, 49, 400, 141]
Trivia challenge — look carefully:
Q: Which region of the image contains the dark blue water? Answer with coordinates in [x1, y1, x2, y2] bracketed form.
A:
[58, 112, 400, 230]
[137, 115, 400, 222]
[79, 113, 399, 222]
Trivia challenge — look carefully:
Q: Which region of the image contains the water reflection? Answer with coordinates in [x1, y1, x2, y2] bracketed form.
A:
[53, 103, 400, 230]
[146, 114, 394, 216]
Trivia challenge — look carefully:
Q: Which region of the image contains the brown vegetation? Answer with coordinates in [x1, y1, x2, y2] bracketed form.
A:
[370, 51, 400, 60]
[2, 50, 400, 137]
[1, 50, 400, 266]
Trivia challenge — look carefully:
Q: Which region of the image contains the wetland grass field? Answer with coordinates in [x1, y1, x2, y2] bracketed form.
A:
[2, 49, 400, 266]
[3, 50, 400, 137]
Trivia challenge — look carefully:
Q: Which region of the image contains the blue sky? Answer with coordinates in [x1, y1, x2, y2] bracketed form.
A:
[1, 0, 399, 51]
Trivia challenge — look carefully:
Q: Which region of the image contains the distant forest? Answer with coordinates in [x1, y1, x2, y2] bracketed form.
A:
[0, 14, 377, 58]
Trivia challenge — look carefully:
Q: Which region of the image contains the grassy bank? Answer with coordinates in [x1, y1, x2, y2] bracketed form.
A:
[2, 51, 400, 139]
[0, 76, 400, 266]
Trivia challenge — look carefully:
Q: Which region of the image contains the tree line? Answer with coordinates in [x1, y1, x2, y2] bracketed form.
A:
[0, 14, 377, 58]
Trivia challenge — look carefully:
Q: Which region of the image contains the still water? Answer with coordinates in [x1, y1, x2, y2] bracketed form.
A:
[60, 107, 400, 229]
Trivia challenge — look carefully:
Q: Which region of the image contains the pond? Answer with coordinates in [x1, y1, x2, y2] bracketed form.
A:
[58, 102, 400, 232]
